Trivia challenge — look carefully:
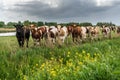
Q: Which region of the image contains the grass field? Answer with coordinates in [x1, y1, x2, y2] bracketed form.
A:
[0, 36, 120, 80]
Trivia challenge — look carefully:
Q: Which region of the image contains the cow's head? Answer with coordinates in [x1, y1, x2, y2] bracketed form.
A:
[67, 26, 74, 34]
[29, 24, 36, 30]
[14, 24, 24, 34]
[57, 25, 62, 32]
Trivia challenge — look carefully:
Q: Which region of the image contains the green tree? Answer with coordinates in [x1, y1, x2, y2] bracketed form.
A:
[68, 22, 79, 26]
[7, 22, 16, 27]
[96, 22, 115, 27]
[59, 23, 68, 26]
[45, 22, 57, 26]
[23, 20, 30, 26]
[37, 21, 44, 26]
[96, 22, 103, 27]
[79, 22, 92, 26]
[31, 21, 37, 26]
[0, 21, 5, 27]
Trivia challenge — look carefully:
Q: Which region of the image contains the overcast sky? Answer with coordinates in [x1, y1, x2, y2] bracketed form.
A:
[0, 0, 120, 25]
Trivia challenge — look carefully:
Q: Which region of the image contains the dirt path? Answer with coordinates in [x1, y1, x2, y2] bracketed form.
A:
[0, 28, 16, 32]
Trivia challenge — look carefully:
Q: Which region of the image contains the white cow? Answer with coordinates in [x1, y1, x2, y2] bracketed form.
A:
[48, 26, 58, 43]
[81, 26, 87, 39]
[102, 26, 111, 38]
[57, 25, 68, 43]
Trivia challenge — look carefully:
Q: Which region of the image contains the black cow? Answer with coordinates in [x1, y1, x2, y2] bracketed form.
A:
[14, 24, 30, 47]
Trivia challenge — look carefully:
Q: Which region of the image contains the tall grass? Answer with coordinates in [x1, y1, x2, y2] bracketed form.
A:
[0, 36, 120, 80]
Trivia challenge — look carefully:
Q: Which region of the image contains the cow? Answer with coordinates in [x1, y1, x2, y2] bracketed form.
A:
[81, 26, 87, 39]
[47, 26, 58, 44]
[101, 26, 111, 38]
[67, 25, 82, 43]
[37, 26, 49, 40]
[67, 25, 73, 36]
[14, 24, 30, 47]
[89, 26, 101, 39]
[110, 26, 117, 33]
[57, 25, 68, 43]
[117, 27, 120, 34]
[30, 24, 42, 46]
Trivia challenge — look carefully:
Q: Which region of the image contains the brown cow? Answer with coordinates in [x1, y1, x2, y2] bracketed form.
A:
[30, 24, 42, 45]
[67, 26, 73, 36]
[67, 25, 82, 43]
[72, 26, 82, 42]
[38, 26, 49, 40]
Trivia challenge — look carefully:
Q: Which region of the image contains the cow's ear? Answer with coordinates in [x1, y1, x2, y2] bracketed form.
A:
[13, 24, 16, 27]
[55, 26, 57, 28]
[21, 24, 24, 27]
[31, 29, 35, 33]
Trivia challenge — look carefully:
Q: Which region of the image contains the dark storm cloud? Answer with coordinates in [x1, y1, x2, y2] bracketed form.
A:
[7, 0, 118, 19]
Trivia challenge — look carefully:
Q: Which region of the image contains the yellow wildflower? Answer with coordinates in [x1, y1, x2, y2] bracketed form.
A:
[51, 57, 54, 60]
[40, 63, 45, 70]
[67, 54, 70, 57]
[23, 75, 27, 80]
[82, 50, 86, 54]
[94, 53, 97, 56]
[91, 58, 94, 62]
[78, 54, 82, 57]
[59, 58, 63, 63]
[87, 53, 90, 57]
[36, 63, 38, 67]
[79, 61, 83, 65]
[69, 59, 73, 62]
[67, 61, 73, 67]
[76, 52, 79, 55]
[32, 70, 34, 73]
[68, 51, 71, 55]
[50, 70, 56, 77]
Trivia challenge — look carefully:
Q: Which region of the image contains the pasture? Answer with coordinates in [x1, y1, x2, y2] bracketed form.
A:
[0, 35, 120, 80]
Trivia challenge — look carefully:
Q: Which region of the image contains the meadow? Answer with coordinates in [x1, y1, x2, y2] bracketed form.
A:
[0, 35, 120, 80]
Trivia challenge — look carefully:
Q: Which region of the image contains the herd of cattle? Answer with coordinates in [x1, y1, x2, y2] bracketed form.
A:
[14, 23, 120, 47]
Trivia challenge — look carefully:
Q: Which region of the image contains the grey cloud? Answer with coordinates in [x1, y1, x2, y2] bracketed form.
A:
[7, 0, 116, 18]
[2, 0, 120, 24]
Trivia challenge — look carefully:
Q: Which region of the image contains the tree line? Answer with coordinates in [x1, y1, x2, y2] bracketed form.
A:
[0, 20, 116, 28]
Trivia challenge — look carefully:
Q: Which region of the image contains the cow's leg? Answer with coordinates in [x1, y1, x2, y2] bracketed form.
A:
[62, 37, 65, 43]
[39, 38, 41, 46]
[21, 38, 24, 47]
[75, 33, 79, 43]
[72, 33, 75, 42]
[52, 38, 55, 44]
[17, 38, 22, 47]
[79, 34, 82, 43]
[26, 34, 30, 47]
[33, 39, 36, 46]
[22, 41, 24, 47]
[72, 37, 74, 42]
[26, 39, 29, 47]
[18, 40, 21, 47]
[76, 36, 78, 42]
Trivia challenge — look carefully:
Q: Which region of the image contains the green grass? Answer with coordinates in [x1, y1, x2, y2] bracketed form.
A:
[0, 36, 120, 80]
